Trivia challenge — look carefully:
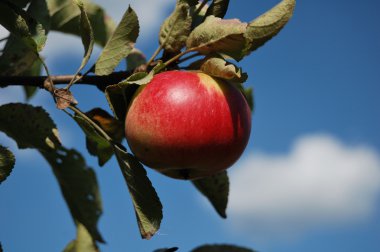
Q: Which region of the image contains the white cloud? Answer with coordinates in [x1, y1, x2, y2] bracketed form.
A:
[227, 134, 380, 240]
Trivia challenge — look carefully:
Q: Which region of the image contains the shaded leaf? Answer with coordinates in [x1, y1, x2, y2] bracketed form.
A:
[95, 6, 139, 75]
[0, 1, 47, 52]
[199, 56, 247, 82]
[13, 0, 32, 8]
[104, 82, 139, 121]
[0, 145, 15, 184]
[0, 0, 49, 75]
[191, 244, 255, 252]
[239, 86, 254, 112]
[126, 48, 146, 71]
[54, 88, 78, 110]
[186, 16, 248, 61]
[205, 0, 230, 18]
[244, 0, 296, 54]
[21, 59, 42, 100]
[192, 171, 229, 218]
[73, 108, 123, 166]
[113, 146, 163, 239]
[190, 2, 209, 29]
[72, 0, 95, 80]
[63, 223, 99, 252]
[41, 147, 104, 243]
[159, 0, 193, 53]
[48, 0, 115, 46]
[153, 248, 179, 252]
[0, 103, 61, 150]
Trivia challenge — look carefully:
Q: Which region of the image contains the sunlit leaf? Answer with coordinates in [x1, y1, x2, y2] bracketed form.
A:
[72, 0, 95, 80]
[191, 244, 255, 252]
[159, 0, 193, 53]
[63, 223, 99, 252]
[0, 145, 15, 184]
[42, 147, 104, 243]
[113, 146, 163, 239]
[244, 0, 296, 54]
[0, 103, 61, 151]
[118, 71, 153, 86]
[48, 0, 115, 46]
[186, 16, 248, 61]
[95, 6, 139, 75]
[205, 0, 230, 18]
[199, 56, 247, 82]
[192, 171, 229, 218]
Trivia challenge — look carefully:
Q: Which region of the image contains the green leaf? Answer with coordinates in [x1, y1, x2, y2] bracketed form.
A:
[199, 56, 247, 83]
[239, 86, 254, 112]
[63, 223, 99, 252]
[205, 0, 230, 18]
[72, 0, 95, 79]
[191, 244, 256, 252]
[48, 0, 115, 46]
[0, 145, 15, 184]
[119, 71, 154, 86]
[41, 147, 104, 243]
[244, 0, 296, 54]
[186, 16, 248, 61]
[104, 82, 140, 120]
[0, 103, 61, 151]
[159, 0, 193, 53]
[192, 171, 229, 218]
[113, 147, 163, 239]
[73, 108, 124, 166]
[0, 0, 49, 76]
[95, 6, 139, 75]
[153, 248, 179, 252]
[0, 1, 47, 52]
[21, 59, 42, 100]
[126, 48, 146, 71]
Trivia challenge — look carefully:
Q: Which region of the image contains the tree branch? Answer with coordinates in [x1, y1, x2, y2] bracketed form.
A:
[0, 71, 132, 91]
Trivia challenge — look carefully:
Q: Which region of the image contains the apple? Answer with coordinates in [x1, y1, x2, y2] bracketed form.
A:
[125, 70, 251, 180]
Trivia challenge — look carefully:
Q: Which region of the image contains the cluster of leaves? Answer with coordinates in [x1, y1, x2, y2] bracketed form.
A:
[0, 0, 296, 251]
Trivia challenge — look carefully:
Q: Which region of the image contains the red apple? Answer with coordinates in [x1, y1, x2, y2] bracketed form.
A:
[125, 70, 251, 180]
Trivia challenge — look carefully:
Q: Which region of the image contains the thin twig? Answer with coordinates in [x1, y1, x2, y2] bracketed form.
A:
[163, 48, 197, 67]
[146, 44, 164, 68]
[177, 52, 202, 64]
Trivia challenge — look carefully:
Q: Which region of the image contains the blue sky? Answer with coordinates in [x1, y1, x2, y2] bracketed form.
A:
[1, 0, 380, 251]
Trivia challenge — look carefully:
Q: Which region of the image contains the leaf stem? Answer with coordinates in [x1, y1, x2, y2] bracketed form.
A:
[163, 48, 197, 67]
[177, 52, 202, 64]
[146, 44, 164, 68]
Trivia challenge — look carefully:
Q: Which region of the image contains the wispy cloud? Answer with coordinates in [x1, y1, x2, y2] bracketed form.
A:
[226, 134, 380, 240]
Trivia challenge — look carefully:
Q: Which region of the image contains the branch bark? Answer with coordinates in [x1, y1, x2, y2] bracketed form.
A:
[0, 71, 132, 91]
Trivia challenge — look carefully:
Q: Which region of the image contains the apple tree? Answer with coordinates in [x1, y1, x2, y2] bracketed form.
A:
[0, 0, 296, 251]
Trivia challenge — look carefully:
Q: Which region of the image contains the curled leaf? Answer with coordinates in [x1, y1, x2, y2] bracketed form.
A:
[55, 89, 78, 110]
[186, 16, 248, 61]
[199, 56, 247, 82]
[159, 0, 193, 53]
[0, 145, 15, 184]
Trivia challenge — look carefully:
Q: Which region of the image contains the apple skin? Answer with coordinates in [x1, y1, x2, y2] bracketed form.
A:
[125, 70, 251, 180]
